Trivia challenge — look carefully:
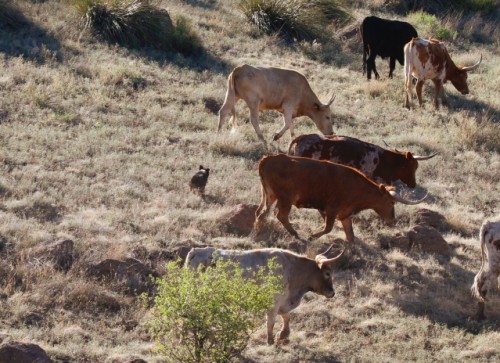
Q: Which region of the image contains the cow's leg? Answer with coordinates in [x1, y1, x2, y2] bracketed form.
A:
[388, 57, 396, 79]
[273, 108, 293, 141]
[309, 212, 335, 241]
[404, 77, 412, 109]
[278, 313, 291, 342]
[275, 201, 300, 239]
[471, 267, 494, 320]
[415, 80, 425, 107]
[366, 53, 379, 80]
[341, 217, 355, 243]
[266, 310, 277, 345]
[253, 186, 276, 233]
[218, 104, 233, 132]
[246, 100, 265, 142]
[432, 79, 447, 107]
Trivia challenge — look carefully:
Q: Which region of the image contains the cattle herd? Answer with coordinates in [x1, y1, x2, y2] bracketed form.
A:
[186, 15, 495, 345]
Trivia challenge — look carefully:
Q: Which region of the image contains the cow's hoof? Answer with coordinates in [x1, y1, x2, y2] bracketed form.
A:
[267, 337, 275, 345]
[272, 133, 282, 141]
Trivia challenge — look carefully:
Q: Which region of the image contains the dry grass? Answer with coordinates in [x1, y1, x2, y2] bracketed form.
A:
[0, 0, 499, 362]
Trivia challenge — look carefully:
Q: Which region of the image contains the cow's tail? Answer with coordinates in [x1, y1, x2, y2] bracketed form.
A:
[218, 70, 238, 132]
[287, 137, 298, 156]
[471, 223, 488, 302]
[403, 40, 414, 107]
[360, 23, 368, 75]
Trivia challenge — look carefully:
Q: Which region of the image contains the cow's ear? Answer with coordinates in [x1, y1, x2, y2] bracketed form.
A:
[406, 152, 413, 159]
[199, 165, 204, 170]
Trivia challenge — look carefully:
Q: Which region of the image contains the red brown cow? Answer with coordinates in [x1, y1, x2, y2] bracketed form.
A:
[253, 154, 426, 242]
[218, 64, 335, 142]
[288, 134, 437, 188]
[404, 38, 482, 108]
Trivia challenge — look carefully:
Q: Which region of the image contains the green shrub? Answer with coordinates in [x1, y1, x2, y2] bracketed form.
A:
[239, 0, 350, 42]
[434, 27, 457, 41]
[71, 0, 201, 54]
[146, 258, 283, 363]
[408, 10, 457, 40]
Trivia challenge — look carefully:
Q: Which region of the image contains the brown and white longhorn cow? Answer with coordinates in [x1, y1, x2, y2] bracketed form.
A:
[185, 245, 343, 345]
[404, 38, 481, 108]
[218, 64, 335, 142]
[254, 154, 426, 243]
[471, 218, 500, 320]
[288, 134, 437, 188]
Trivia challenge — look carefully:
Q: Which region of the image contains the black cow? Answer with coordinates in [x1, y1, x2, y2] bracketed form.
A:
[361, 16, 418, 80]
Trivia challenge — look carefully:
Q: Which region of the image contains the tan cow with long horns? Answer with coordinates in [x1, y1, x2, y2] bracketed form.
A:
[218, 64, 335, 142]
[185, 245, 343, 345]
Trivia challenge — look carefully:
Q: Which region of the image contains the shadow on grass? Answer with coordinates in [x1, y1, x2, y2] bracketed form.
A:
[340, 237, 500, 334]
[447, 94, 500, 124]
[202, 194, 226, 205]
[0, 9, 65, 63]
[116, 45, 232, 74]
[179, 0, 218, 9]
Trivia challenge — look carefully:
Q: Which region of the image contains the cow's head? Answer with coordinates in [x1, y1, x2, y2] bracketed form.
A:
[374, 185, 427, 224]
[374, 185, 397, 225]
[448, 55, 482, 95]
[311, 246, 343, 298]
[395, 151, 439, 188]
[312, 94, 335, 136]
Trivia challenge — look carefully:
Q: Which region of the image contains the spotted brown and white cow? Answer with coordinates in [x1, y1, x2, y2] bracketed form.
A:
[404, 38, 482, 108]
[471, 218, 500, 320]
[185, 245, 343, 344]
[218, 64, 335, 142]
[288, 134, 437, 188]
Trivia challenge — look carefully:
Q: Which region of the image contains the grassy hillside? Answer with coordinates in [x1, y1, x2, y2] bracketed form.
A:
[0, 0, 499, 362]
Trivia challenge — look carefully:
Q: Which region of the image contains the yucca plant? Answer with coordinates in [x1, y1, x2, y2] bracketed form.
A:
[239, 0, 350, 42]
[71, 0, 201, 54]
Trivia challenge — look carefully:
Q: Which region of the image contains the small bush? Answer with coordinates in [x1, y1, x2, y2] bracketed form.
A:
[434, 27, 457, 41]
[146, 259, 283, 363]
[408, 10, 457, 40]
[239, 0, 350, 43]
[71, 0, 201, 54]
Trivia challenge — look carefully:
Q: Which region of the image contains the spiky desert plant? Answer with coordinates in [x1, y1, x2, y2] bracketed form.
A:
[239, 0, 317, 42]
[71, 0, 200, 53]
[239, 0, 351, 42]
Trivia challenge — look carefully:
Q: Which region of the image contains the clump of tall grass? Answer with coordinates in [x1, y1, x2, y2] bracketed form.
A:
[239, 0, 351, 43]
[408, 10, 457, 41]
[71, 0, 201, 54]
[0, 0, 28, 30]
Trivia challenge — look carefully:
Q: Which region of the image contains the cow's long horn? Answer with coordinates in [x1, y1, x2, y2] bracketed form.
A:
[413, 152, 439, 161]
[389, 190, 428, 205]
[319, 94, 336, 110]
[462, 54, 482, 72]
[315, 249, 344, 267]
[326, 94, 336, 107]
